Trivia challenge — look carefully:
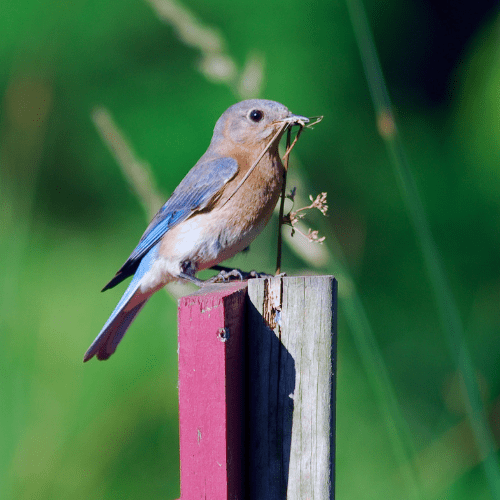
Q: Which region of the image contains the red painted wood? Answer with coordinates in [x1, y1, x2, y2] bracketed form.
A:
[176, 282, 248, 500]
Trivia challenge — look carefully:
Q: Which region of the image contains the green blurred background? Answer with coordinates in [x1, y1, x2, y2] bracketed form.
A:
[2, 0, 500, 498]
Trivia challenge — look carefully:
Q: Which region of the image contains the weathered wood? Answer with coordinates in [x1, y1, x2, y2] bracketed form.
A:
[176, 281, 248, 500]
[246, 275, 337, 499]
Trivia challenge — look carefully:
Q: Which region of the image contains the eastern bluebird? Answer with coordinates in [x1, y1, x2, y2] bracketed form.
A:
[84, 99, 309, 362]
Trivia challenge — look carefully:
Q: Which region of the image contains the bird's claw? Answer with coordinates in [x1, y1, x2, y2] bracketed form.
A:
[207, 268, 243, 283]
[206, 268, 286, 284]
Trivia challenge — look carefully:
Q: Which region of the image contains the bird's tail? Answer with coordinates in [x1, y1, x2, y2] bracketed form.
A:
[83, 296, 149, 361]
[84, 243, 163, 362]
[83, 266, 155, 362]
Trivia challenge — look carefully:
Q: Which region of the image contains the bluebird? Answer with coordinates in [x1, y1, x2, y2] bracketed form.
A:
[84, 99, 309, 362]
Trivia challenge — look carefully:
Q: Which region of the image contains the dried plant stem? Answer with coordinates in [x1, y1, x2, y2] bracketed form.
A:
[276, 128, 292, 274]
[282, 124, 304, 161]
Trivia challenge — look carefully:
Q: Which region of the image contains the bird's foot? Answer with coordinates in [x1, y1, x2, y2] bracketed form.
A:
[207, 265, 285, 284]
[179, 266, 285, 287]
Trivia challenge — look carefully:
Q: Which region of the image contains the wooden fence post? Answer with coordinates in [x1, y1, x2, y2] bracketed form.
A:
[177, 281, 248, 500]
[176, 275, 337, 499]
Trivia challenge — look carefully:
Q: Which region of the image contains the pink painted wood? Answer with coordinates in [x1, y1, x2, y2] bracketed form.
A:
[176, 281, 248, 500]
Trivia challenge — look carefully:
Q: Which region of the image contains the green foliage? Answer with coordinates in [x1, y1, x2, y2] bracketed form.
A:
[1, 0, 500, 498]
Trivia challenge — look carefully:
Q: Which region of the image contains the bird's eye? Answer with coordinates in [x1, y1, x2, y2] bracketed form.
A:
[249, 109, 264, 122]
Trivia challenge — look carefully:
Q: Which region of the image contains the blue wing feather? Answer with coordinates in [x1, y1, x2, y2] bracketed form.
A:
[102, 156, 238, 291]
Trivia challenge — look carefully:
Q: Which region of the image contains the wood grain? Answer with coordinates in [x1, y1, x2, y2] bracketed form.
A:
[246, 275, 337, 499]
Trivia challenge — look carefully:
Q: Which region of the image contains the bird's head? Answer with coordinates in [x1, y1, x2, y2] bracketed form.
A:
[211, 99, 309, 148]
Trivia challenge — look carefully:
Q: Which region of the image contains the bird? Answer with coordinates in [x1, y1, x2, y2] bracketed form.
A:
[84, 99, 309, 362]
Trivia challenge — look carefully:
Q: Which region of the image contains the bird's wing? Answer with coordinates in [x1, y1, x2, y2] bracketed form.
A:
[102, 156, 238, 291]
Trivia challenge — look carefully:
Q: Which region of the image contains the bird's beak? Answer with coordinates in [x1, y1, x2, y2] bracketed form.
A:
[278, 114, 310, 127]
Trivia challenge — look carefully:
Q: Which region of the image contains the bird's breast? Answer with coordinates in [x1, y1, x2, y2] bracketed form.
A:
[159, 152, 284, 271]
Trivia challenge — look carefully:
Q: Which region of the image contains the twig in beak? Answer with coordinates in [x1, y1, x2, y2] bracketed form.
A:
[304, 115, 324, 129]
[282, 123, 305, 162]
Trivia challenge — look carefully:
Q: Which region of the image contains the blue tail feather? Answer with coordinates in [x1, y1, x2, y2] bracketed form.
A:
[84, 244, 160, 362]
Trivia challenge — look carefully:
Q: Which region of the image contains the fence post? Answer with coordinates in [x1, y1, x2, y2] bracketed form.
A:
[176, 281, 248, 500]
[176, 275, 337, 499]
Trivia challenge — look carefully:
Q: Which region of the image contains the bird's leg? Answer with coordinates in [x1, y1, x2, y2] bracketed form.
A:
[177, 262, 245, 287]
[178, 273, 205, 287]
[178, 260, 205, 287]
[177, 262, 246, 287]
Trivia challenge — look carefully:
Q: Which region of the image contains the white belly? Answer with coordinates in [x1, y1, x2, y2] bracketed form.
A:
[138, 204, 273, 293]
